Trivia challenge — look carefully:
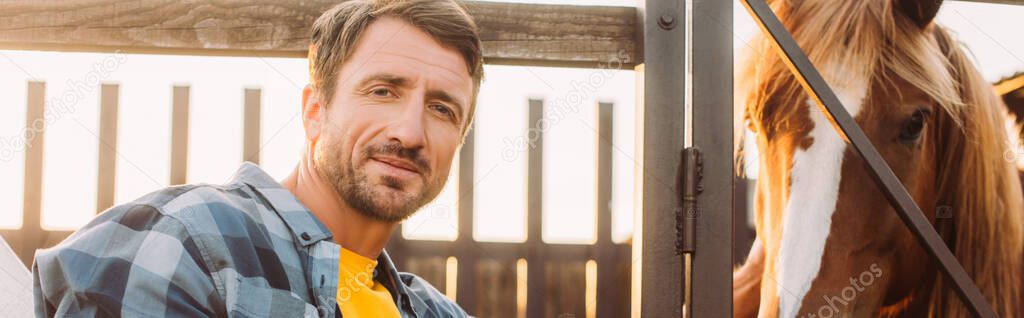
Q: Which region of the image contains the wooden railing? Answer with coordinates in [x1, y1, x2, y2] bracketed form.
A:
[0, 1, 638, 67]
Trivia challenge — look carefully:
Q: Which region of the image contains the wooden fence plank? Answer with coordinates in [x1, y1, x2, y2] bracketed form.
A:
[455, 125, 477, 311]
[243, 88, 261, 164]
[473, 259, 517, 317]
[96, 84, 119, 213]
[594, 101, 628, 318]
[404, 256, 447, 293]
[0, 0, 638, 68]
[544, 260, 587, 318]
[526, 99, 545, 318]
[170, 85, 190, 185]
[20, 81, 45, 266]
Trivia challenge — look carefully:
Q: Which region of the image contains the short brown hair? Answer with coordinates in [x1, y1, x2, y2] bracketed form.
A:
[308, 0, 484, 134]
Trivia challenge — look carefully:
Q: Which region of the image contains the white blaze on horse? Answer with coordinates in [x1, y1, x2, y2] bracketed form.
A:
[732, 0, 1024, 317]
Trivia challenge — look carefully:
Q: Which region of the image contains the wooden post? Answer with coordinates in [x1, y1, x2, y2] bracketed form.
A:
[96, 83, 119, 213]
[455, 124, 477, 313]
[170, 85, 190, 185]
[243, 88, 261, 164]
[525, 99, 545, 318]
[20, 81, 46, 266]
[595, 101, 627, 317]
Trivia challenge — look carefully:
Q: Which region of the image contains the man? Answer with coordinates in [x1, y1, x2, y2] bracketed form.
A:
[32, 0, 482, 317]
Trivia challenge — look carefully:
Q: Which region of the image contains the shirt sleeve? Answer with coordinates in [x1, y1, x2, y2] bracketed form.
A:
[33, 204, 224, 317]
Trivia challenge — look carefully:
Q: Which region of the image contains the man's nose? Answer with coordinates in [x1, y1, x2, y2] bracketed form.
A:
[384, 97, 427, 149]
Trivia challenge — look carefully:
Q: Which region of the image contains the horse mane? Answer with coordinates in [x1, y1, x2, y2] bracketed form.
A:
[928, 26, 1023, 317]
[736, 0, 1024, 315]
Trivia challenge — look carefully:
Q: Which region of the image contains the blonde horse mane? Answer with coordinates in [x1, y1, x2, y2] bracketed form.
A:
[736, 0, 1024, 315]
[927, 25, 1023, 317]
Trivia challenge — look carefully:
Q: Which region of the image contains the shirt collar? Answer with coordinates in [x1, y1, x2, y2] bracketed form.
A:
[377, 249, 416, 313]
[230, 163, 414, 311]
[230, 162, 333, 247]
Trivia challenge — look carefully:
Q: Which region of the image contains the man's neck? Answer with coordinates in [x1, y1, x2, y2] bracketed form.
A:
[280, 158, 397, 260]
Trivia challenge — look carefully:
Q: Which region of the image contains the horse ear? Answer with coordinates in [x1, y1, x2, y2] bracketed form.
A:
[895, 0, 943, 28]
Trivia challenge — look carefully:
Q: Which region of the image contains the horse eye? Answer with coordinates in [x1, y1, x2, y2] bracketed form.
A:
[899, 109, 928, 142]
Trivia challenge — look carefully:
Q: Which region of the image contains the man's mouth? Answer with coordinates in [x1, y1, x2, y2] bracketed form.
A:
[369, 156, 422, 178]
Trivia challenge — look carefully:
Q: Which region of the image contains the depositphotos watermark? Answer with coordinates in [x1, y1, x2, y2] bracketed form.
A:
[0, 50, 127, 162]
[1002, 136, 1024, 164]
[1003, 148, 1024, 164]
[500, 50, 630, 163]
[802, 263, 883, 318]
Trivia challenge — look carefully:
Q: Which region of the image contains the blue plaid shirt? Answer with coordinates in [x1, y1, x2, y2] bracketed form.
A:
[33, 163, 468, 318]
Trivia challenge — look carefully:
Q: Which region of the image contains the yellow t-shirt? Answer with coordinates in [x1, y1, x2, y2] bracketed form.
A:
[337, 248, 401, 318]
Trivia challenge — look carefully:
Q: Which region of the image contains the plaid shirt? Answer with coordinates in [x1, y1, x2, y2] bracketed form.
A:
[33, 163, 468, 318]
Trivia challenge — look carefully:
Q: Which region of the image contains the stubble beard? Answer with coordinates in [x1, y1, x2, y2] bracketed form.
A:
[314, 139, 443, 223]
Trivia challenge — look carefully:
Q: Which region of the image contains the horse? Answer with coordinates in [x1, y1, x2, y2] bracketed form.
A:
[731, 0, 1024, 317]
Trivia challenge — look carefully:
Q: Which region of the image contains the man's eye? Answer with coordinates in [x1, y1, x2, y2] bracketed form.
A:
[430, 104, 454, 120]
[371, 88, 393, 97]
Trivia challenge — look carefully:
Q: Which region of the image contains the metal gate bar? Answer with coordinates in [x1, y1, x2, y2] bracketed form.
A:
[637, 0, 735, 316]
[740, 0, 996, 316]
[638, 0, 687, 316]
[688, 0, 734, 316]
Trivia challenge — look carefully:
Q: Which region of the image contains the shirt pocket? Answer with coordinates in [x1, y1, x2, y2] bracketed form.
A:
[229, 277, 318, 318]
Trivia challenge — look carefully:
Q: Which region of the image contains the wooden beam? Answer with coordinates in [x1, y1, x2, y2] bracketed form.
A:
[96, 84, 119, 213]
[170, 85, 190, 185]
[995, 73, 1024, 96]
[465, 2, 637, 68]
[0, 1, 638, 68]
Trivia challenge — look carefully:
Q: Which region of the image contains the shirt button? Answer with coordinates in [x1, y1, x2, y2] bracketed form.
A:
[300, 232, 312, 241]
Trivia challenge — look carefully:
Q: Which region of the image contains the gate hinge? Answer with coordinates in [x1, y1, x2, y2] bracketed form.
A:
[676, 147, 702, 255]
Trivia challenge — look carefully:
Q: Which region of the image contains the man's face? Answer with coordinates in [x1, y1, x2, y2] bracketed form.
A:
[310, 17, 473, 222]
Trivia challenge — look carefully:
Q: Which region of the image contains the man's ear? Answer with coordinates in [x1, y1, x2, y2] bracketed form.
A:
[302, 85, 324, 143]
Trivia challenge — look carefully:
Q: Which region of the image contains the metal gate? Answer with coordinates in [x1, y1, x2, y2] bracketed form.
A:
[637, 0, 1024, 317]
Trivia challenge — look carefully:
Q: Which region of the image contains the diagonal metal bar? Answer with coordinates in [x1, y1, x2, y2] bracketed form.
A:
[740, 0, 996, 317]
